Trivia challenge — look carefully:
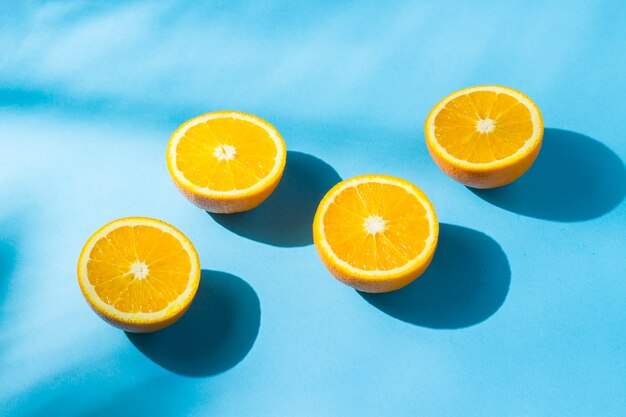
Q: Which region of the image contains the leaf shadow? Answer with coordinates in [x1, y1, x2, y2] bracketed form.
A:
[0, 216, 20, 327]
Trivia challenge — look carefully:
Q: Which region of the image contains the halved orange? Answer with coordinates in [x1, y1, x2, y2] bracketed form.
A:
[166, 111, 287, 213]
[313, 175, 439, 293]
[77, 217, 201, 333]
[425, 85, 543, 188]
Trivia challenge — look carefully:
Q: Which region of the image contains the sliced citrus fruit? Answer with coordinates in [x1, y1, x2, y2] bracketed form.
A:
[313, 175, 439, 293]
[77, 217, 201, 333]
[425, 85, 543, 188]
[166, 111, 287, 213]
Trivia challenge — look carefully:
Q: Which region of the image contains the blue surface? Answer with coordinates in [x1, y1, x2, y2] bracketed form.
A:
[1, 1, 625, 416]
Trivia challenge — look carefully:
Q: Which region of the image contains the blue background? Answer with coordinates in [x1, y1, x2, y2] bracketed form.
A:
[1, 1, 625, 416]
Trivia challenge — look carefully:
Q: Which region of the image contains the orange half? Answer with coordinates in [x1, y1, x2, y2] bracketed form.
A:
[313, 175, 439, 293]
[167, 111, 287, 213]
[425, 85, 543, 188]
[77, 217, 201, 333]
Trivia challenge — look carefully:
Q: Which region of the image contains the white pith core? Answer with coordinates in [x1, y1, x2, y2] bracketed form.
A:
[130, 261, 149, 280]
[476, 118, 496, 134]
[213, 144, 236, 161]
[364, 215, 387, 235]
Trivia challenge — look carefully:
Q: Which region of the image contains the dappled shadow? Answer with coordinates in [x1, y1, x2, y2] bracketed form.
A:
[360, 224, 510, 329]
[0, 240, 16, 303]
[127, 270, 260, 377]
[210, 151, 342, 247]
[0, 218, 19, 326]
[472, 129, 626, 222]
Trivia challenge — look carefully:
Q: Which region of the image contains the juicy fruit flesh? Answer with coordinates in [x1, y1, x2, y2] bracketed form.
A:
[86, 225, 191, 313]
[434, 91, 533, 163]
[175, 116, 278, 191]
[323, 182, 430, 271]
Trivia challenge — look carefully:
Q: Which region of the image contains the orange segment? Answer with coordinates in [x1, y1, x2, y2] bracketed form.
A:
[77, 217, 201, 333]
[313, 175, 438, 293]
[167, 111, 287, 213]
[425, 85, 543, 188]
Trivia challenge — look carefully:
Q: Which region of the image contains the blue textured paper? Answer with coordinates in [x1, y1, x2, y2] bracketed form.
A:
[1, 2, 625, 416]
